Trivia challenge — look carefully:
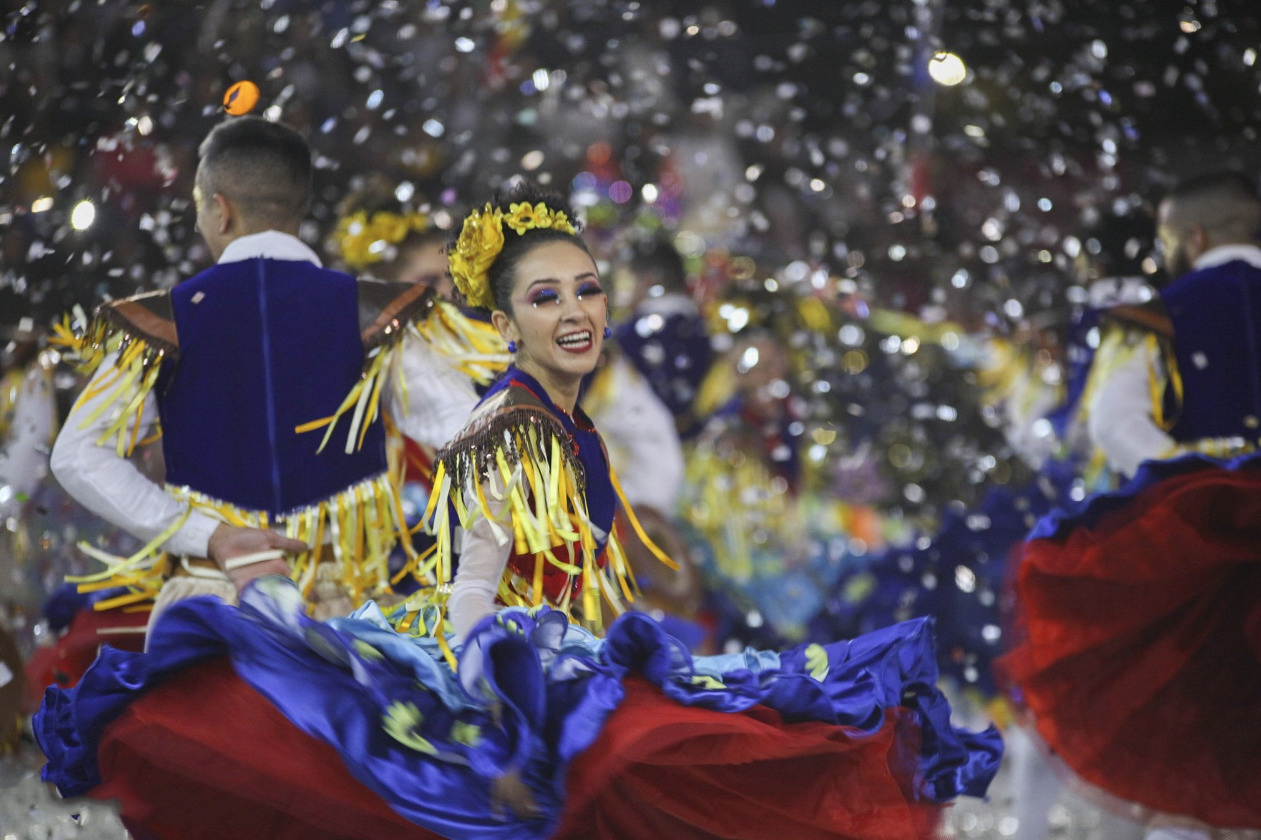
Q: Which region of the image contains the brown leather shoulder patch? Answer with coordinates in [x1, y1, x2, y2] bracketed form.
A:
[1102, 301, 1173, 337]
[98, 291, 179, 354]
[357, 280, 436, 348]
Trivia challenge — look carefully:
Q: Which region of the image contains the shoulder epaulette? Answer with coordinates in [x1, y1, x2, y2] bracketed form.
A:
[357, 280, 436, 351]
[434, 384, 584, 492]
[98, 291, 179, 356]
[49, 291, 177, 457]
[1100, 300, 1173, 338]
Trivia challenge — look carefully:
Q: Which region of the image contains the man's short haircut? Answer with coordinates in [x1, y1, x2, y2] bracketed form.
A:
[628, 237, 688, 293]
[1164, 170, 1261, 242]
[197, 116, 312, 224]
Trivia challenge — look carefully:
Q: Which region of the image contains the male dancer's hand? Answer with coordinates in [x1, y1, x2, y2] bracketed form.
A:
[207, 523, 310, 593]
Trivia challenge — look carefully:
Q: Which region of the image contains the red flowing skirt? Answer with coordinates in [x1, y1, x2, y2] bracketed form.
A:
[24, 607, 148, 713]
[88, 659, 937, 840]
[999, 465, 1261, 828]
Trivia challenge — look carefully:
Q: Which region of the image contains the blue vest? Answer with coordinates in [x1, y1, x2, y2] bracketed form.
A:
[1161, 259, 1261, 442]
[158, 259, 386, 516]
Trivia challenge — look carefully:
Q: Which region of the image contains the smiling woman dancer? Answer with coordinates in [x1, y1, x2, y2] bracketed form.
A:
[36, 184, 1001, 840]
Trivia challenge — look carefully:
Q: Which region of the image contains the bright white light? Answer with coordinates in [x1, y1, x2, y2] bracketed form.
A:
[738, 346, 760, 371]
[31, 196, 53, 213]
[641, 183, 659, 203]
[928, 51, 967, 86]
[955, 565, 976, 593]
[520, 150, 545, 170]
[71, 199, 96, 231]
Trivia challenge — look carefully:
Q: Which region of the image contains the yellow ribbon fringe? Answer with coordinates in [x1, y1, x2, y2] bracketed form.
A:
[53, 310, 168, 458]
[414, 300, 511, 387]
[295, 303, 508, 457]
[73, 473, 419, 613]
[407, 423, 671, 635]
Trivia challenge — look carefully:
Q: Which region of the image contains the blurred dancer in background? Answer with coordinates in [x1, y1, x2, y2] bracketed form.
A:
[1002, 171, 1261, 839]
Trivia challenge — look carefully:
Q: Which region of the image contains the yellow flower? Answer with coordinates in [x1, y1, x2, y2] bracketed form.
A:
[504, 202, 576, 236]
[504, 201, 544, 234]
[333, 210, 430, 271]
[547, 210, 575, 234]
[449, 204, 505, 310]
[332, 211, 376, 269]
[449, 200, 578, 309]
[382, 701, 438, 755]
[804, 644, 830, 681]
[370, 211, 412, 244]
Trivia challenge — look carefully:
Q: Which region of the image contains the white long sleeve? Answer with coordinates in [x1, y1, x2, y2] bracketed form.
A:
[585, 356, 684, 513]
[1087, 339, 1176, 478]
[0, 361, 56, 515]
[389, 330, 480, 451]
[447, 470, 512, 642]
[49, 355, 222, 557]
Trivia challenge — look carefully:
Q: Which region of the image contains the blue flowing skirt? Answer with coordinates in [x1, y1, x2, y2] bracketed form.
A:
[37, 577, 1002, 840]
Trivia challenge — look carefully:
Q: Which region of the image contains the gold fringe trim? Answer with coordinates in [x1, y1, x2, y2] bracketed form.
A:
[72, 473, 422, 613]
[413, 300, 511, 386]
[295, 301, 508, 457]
[53, 308, 169, 458]
[400, 412, 674, 635]
[295, 342, 394, 455]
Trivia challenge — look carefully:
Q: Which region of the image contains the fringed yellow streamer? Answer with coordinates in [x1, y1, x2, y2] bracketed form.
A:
[92, 589, 159, 612]
[435, 610, 459, 670]
[295, 344, 393, 455]
[1146, 331, 1181, 432]
[68, 507, 191, 586]
[413, 302, 511, 386]
[67, 335, 166, 458]
[160, 474, 411, 609]
[603, 534, 638, 603]
[609, 466, 679, 571]
[420, 410, 663, 635]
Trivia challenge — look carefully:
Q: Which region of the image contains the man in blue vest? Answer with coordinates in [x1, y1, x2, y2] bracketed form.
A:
[1088, 171, 1261, 477]
[51, 116, 476, 630]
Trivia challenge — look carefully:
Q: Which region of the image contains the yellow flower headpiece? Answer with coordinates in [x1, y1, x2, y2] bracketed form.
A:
[333, 210, 430, 270]
[449, 201, 576, 310]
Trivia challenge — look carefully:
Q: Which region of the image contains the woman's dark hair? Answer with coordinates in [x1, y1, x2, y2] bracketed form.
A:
[628, 237, 687, 293]
[480, 182, 589, 314]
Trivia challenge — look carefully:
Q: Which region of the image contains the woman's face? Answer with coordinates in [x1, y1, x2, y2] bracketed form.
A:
[494, 240, 608, 384]
[391, 238, 454, 298]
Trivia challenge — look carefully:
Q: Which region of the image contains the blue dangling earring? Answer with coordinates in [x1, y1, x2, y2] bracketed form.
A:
[603, 326, 611, 339]
[507, 340, 517, 353]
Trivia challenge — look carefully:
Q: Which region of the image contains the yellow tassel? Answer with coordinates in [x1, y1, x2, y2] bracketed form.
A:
[1147, 332, 1181, 432]
[435, 614, 459, 670]
[69, 507, 191, 585]
[413, 301, 511, 385]
[609, 466, 678, 570]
